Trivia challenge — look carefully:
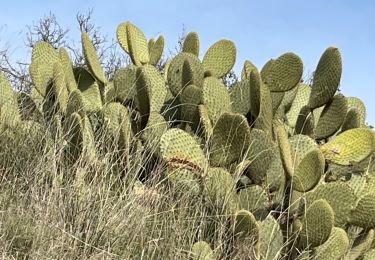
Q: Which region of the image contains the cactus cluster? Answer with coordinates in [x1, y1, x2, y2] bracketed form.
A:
[1, 21, 375, 259]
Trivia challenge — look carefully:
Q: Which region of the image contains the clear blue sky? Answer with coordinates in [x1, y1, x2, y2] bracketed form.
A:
[1, 0, 374, 124]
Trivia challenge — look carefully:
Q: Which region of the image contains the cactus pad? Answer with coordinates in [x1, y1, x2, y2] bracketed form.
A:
[263, 52, 303, 92]
[59, 47, 77, 92]
[149, 35, 164, 66]
[202, 39, 236, 78]
[230, 79, 251, 115]
[292, 149, 324, 192]
[246, 129, 276, 184]
[315, 93, 347, 139]
[204, 167, 238, 214]
[81, 32, 106, 84]
[286, 84, 311, 128]
[320, 128, 375, 165]
[233, 209, 260, 240]
[313, 227, 349, 260]
[341, 107, 361, 132]
[308, 47, 342, 109]
[136, 65, 168, 117]
[160, 128, 207, 175]
[167, 52, 204, 96]
[299, 199, 334, 248]
[191, 241, 214, 260]
[183, 32, 200, 57]
[306, 182, 356, 227]
[350, 192, 375, 228]
[29, 41, 59, 96]
[347, 96, 367, 127]
[238, 185, 269, 219]
[116, 22, 130, 53]
[202, 77, 231, 124]
[210, 113, 251, 166]
[258, 215, 283, 260]
[241, 60, 257, 80]
[113, 65, 138, 103]
[126, 22, 150, 65]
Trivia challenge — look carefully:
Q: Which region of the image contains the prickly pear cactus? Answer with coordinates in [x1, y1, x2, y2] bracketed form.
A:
[2, 20, 375, 260]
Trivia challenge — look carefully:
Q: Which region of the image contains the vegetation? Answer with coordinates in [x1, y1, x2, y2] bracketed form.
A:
[1, 18, 375, 259]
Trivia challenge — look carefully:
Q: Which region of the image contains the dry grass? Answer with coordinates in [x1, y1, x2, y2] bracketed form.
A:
[0, 119, 257, 260]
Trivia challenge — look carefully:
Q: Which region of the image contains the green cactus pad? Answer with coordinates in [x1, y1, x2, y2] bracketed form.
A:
[202, 39, 236, 78]
[63, 112, 84, 163]
[292, 148, 324, 192]
[233, 209, 260, 240]
[136, 64, 168, 117]
[241, 60, 258, 80]
[263, 52, 303, 92]
[313, 227, 349, 260]
[59, 47, 77, 92]
[167, 52, 204, 96]
[198, 104, 213, 140]
[308, 47, 342, 109]
[149, 35, 164, 66]
[320, 128, 375, 165]
[286, 84, 311, 128]
[289, 134, 317, 165]
[246, 129, 276, 184]
[275, 122, 294, 179]
[346, 229, 374, 260]
[315, 93, 348, 139]
[182, 59, 196, 88]
[183, 32, 200, 57]
[52, 61, 69, 114]
[266, 153, 286, 197]
[260, 59, 274, 80]
[299, 199, 334, 248]
[253, 74, 273, 134]
[167, 167, 201, 195]
[210, 113, 251, 166]
[81, 32, 106, 84]
[258, 215, 283, 260]
[191, 241, 214, 260]
[126, 22, 150, 66]
[364, 249, 375, 260]
[17, 92, 42, 121]
[180, 84, 202, 124]
[280, 84, 299, 112]
[116, 22, 130, 53]
[74, 67, 103, 113]
[294, 106, 315, 137]
[341, 107, 361, 132]
[347, 96, 367, 127]
[350, 192, 375, 228]
[238, 185, 269, 219]
[142, 112, 168, 148]
[66, 90, 85, 118]
[100, 102, 133, 150]
[271, 91, 285, 115]
[306, 182, 356, 227]
[347, 174, 367, 197]
[249, 69, 261, 116]
[202, 77, 231, 124]
[230, 79, 251, 115]
[29, 41, 59, 96]
[161, 96, 181, 124]
[100, 102, 126, 133]
[160, 128, 207, 176]
[0, 73, 20, 127]
[113, 65, 138, 103]
[204, 167, 238, 214]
